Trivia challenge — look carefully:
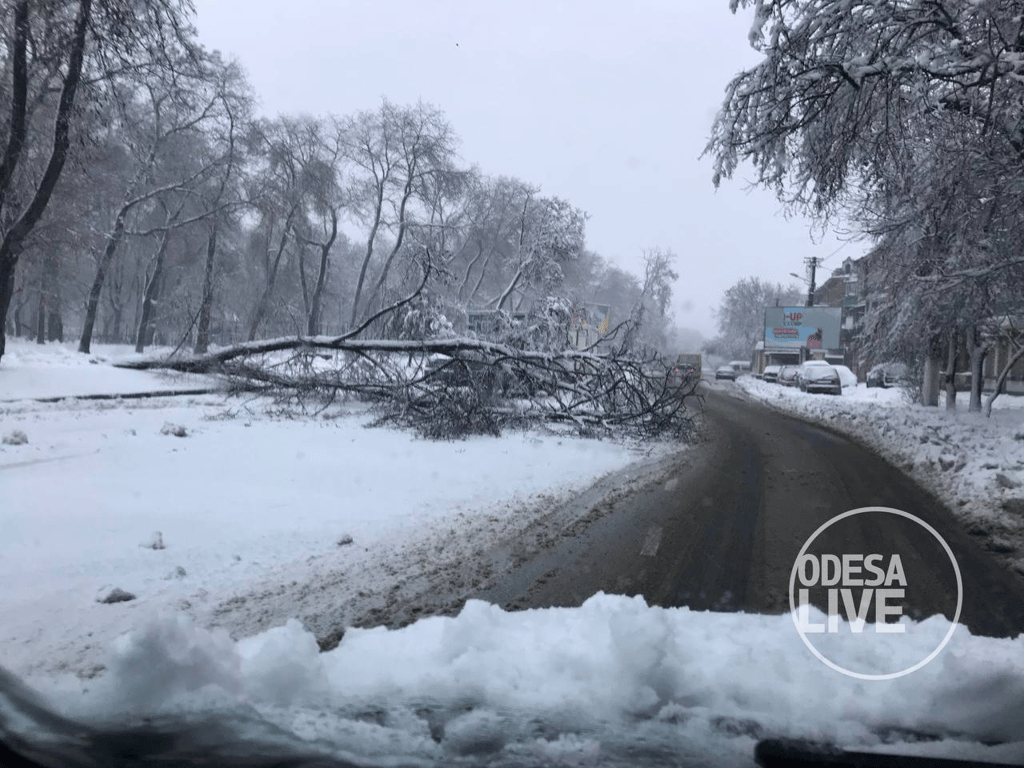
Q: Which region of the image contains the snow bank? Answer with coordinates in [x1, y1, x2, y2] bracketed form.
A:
[737, 377, 1024, 553]
[31, 595, 1024, 766]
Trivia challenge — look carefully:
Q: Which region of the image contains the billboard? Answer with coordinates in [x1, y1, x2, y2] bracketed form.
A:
[764, 306, 842, 350]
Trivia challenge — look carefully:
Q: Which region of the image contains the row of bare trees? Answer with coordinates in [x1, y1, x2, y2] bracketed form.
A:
[0, 1, 681, 369]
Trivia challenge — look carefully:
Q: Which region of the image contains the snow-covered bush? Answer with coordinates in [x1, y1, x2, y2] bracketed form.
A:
[96, 587, 136, 604]
[160, 423, 189, 437]
[384, 293, 456, 341]
[2, 430, 28, 445]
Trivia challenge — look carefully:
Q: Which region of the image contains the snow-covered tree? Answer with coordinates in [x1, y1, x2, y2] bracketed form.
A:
[707, 0, 1024, 410]
[710, 277, 802, 360]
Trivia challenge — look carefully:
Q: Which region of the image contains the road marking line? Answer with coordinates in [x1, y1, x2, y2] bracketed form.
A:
[640, 525, 663, 557]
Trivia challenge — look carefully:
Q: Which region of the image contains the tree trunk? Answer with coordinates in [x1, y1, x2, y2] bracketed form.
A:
[496, 267, 524, 311]
[365, 177, 415, 319]
[79, 209, 128, 353]
[967, 324, 987, 413]
[45, 249, 62, 342]
[248, 211, 295, 341]
[984, 340, 1024, 417]
[458, 242, 485, 302]
[47, 308, 62, 342]
[134, 229, 172, 353]
[194, 218, 218, 354]
[0, 255, 17, 359]
[9, 282, 29, 340]
[921, 355, 941, 406]
[35, 290, 45, 344]
[35, 249, 61, 345]
[107, 293, 124, 345]
[470, 254, 491, 304]
[308, 209, 337, 336]
[0, 0, 92, 364]
[349, 192, 384, 329]
[298, 249, 311, 324]
[943, 330, 958, 411]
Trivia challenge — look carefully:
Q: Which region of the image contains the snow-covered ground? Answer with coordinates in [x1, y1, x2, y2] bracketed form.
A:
[0, 340, 668, 679]
[3, 340, 1024, 767]
[736, 376, 1024, 573]
[0, 340, 220, 401]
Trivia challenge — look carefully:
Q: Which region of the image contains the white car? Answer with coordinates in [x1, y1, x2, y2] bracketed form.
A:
[796, 360, 831, 390]
[830, 364, 859, 391]
[803, 365, 843, 395]
[762, 365, 782, 383]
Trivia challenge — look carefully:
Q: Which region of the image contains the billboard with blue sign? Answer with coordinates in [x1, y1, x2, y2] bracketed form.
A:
[764, 307, 842, 349]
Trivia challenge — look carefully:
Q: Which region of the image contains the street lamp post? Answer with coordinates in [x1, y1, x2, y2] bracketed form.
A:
[789, 272, 815, 307]
[790, 259, 820, 306]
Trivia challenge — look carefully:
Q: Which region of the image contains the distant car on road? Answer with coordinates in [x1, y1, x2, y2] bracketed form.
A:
[667, 363, 697, 389]
[762, 365, 781, 383]
[866, 362, 909, 388]
[802, 365, 842, 395]
[715, 365, 738, 381]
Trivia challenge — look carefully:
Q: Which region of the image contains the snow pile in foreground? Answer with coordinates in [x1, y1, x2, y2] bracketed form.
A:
[21, 594, 1024, 767]
[737, 377, 1024, 556]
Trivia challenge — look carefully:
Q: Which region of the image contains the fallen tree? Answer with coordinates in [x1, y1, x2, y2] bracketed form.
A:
[114, 246, 700, 439]
[116, 334, 703, 441]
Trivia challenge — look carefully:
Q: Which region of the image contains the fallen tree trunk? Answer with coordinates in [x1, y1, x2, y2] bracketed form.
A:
[115, 335, 703, 441]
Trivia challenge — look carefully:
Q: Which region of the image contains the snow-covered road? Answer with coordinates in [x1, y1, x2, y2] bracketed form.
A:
[734, 375, 1024, 575]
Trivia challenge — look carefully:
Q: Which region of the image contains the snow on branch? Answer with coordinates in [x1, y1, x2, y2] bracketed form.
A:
[115, 335, 702, 441]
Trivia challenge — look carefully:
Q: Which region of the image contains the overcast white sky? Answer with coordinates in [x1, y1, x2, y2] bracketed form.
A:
[191, 1, 865, 339]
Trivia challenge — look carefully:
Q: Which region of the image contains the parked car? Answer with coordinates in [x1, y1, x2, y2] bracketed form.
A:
[715, 365, 738, 381]
[796, 360, 831, 391]
[831, 364, 859, 391]
[803, 365, 842, 395]
[778, 365, 799, 387]
[728, 360, 752, 375]
[866, 362, 909, 388]
[762, 365, 781, 383]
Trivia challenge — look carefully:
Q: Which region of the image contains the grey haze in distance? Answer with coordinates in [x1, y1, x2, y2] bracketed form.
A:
[191, 0, 862, 341]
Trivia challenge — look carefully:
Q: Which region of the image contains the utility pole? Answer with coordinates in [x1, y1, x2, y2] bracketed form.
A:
[805, 256, 821, 307]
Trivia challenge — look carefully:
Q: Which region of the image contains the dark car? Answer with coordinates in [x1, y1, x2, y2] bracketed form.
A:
[803, 365, 842, 395]
[866, 362, 908, 388]
[667, 364, 699, 389]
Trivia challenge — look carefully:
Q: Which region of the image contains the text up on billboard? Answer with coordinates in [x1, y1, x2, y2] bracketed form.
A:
[764, 307, 842, 349]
